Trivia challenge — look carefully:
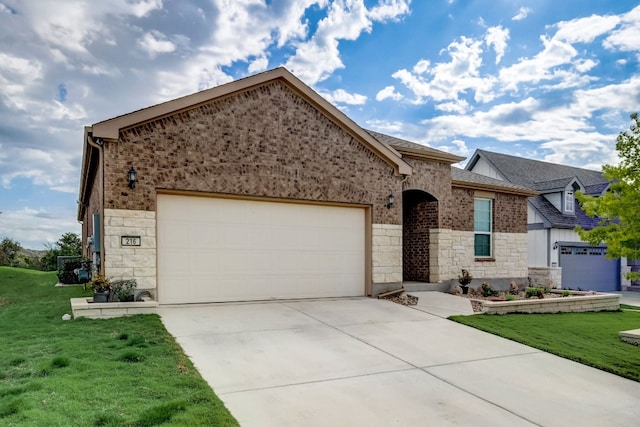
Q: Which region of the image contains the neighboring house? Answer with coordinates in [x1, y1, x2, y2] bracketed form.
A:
[77, 67, 534, 304]
[466, 149, 624, 292]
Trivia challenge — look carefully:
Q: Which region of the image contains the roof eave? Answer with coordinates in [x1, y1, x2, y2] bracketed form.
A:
[452, 179, 539, 196]
[395, 146, 465, 164]
[77, 127, 92, 221]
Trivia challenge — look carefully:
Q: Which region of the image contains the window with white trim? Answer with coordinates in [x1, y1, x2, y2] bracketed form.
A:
[474, 198, 492, 257]
[565, 191, 574, 213]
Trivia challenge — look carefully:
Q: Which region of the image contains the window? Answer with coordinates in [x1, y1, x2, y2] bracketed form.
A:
[565, 191, 574, 213]
[474, 198, 492, 257]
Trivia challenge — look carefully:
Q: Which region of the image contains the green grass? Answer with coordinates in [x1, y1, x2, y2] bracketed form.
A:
[620, 303, 640, 311]
[0, 267, 238, 426]
[450, 310, 640, 382]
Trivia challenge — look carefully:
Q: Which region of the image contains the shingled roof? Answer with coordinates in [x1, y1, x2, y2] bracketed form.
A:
[451, 167, 537, 195]
[467, 149, 611, 230]
[366, 130, 464, 164]
[468, 149, 607, 194]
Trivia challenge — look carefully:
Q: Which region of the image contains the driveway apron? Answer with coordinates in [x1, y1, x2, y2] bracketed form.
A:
[158, 297, 640, 426]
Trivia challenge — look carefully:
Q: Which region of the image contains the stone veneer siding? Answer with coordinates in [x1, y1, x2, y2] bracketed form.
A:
[372, 224, 402, 283]
[430, 229, 528, 282]
[103, 209, 157, 293]
[528, 266, 562, 288]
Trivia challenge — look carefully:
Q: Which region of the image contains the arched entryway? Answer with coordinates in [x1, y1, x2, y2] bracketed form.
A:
[403, 190, 439, 282]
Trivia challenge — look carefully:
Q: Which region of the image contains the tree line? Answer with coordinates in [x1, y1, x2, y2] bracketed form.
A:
[0, 232, 82, 271]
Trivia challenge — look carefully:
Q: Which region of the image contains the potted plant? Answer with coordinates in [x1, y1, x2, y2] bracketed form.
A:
[87, 273, 112, 303]
[458, 269, 473, 295]
[111, 279, 137, 302]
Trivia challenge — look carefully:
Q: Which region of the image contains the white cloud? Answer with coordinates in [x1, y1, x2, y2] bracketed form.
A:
[16, 0, 163, 54]
[451, 139, 469, 155]
[435, 100, 469, 114]
[138, 30, 177, 58]
[376, 85, 403, 101]
[412, 59, 430, 74]
[553, 14, 620, 44]
[368, 0, 412, 22]
[603, 5, 640, 52]
[285, 0, 411, 84]
[391, 35, 493, 104]
[485, 25, 509, 64]
[0, 53, 42, 78]
[512, 7, 531, 21]
[0, 207, 80, 249]
[248, 55, 269, 73]
[320, 88, 367, 105]
[498, 35, 578, 92]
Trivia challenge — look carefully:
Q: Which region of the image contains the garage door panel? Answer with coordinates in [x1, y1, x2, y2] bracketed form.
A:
[559, 245, 619, 292]
[157, 195, 366, 303]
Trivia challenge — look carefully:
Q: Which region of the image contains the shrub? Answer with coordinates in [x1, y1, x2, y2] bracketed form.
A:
[458, 269, 473, 287]
[525, 287, 545, 299]
[481, 282, 499, 297]
[111, 279, 137, 302]
[505, 294, 516, 301]
[562, 290, 572, 297]
[87, 274, 112, 293]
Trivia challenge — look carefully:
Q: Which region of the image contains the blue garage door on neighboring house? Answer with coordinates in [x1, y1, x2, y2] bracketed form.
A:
[559, 245, 620, 292]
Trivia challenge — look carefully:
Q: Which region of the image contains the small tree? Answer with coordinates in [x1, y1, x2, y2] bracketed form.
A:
[576, 113, 640, 280]
[0, 237, 22, 267]
[40, 232, 83, 271]
[57, 232, 82, 256]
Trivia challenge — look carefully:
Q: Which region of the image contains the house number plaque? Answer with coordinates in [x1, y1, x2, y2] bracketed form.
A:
[121, 236, 141, 246]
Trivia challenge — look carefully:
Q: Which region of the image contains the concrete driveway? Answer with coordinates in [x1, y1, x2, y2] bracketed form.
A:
[159, 295, 640, 426]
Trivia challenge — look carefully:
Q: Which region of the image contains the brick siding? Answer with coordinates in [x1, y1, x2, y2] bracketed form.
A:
[103, 81, 402, 225]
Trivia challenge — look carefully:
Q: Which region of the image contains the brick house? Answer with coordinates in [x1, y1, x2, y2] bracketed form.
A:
[77, 67, 535, 304]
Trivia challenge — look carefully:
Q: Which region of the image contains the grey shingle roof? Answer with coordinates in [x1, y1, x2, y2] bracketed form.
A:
[365, 129, 457, 159]
[469, 149, 611, 230]
[451, 167, 534, 193]
[530, 196, 603, 230]
[470, 149, 607, 189]
[532, 177, 577, 192]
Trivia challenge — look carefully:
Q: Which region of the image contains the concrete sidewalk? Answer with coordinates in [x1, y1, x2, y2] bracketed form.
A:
[159, 295, 640, 426]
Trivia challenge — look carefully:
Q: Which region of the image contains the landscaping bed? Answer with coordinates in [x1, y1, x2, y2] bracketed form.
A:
[457, 288, 619, 314]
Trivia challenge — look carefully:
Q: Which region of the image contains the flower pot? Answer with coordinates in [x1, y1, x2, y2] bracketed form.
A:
[461, 286, 469, 295]
[118, 295, 134, 302]
[92, 292, 109, 303]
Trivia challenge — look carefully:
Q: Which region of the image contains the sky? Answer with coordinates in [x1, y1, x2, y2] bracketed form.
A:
[1, 0, 639, 249]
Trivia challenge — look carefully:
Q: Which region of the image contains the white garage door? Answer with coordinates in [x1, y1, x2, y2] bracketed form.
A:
[157, 195, 366, 304]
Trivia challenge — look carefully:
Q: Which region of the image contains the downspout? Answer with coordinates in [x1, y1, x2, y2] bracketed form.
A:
[87, 134, 105, 273]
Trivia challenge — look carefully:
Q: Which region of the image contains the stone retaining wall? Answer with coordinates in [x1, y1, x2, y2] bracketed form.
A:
[480, 291, 619, 314]
[71, 297, 157, 319]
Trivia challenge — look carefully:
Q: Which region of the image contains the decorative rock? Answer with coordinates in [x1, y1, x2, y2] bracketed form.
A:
[62, 313, 71, 321]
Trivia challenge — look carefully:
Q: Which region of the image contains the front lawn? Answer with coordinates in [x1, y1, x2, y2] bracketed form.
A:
[0, 267, 238, 426]
[450, 310, 640, 382]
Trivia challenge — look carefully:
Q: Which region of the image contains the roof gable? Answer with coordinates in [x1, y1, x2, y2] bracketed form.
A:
[88, 67, 411, 176]
[466, 149, 607, 189]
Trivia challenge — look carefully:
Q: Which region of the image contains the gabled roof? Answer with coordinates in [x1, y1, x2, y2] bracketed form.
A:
[530, 196, 603, 230]
[532, 176, 583, 193]
[366, 130, 465, 164]
[451, 167, 537, 196]
[87, 67, 412, 176]
[466, 149, 607, 190]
